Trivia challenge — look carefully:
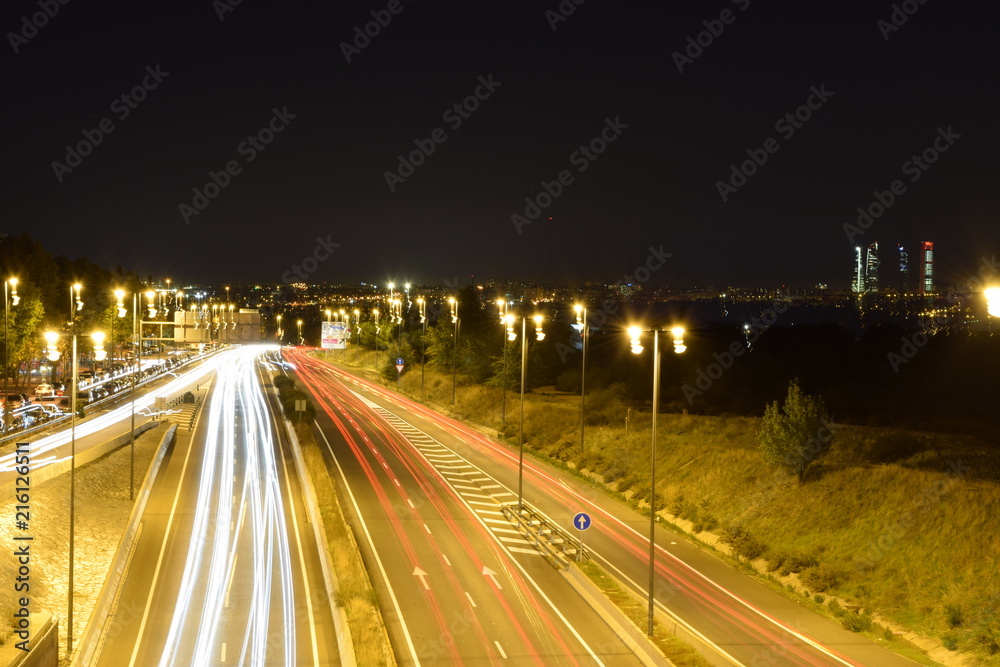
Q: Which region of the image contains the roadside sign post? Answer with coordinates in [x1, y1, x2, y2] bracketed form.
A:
[295, 399, 306, 426]
[573, 512, 591, 562]
[395, 358, 404, 390]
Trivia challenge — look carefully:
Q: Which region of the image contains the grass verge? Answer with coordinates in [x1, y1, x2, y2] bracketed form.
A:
[577, 560, 712, 667]
[324, 349, 1000, 667]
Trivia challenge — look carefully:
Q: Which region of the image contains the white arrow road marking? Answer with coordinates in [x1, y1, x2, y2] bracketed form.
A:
[413, 566, 429, 590]
[482, 566, 502, 589]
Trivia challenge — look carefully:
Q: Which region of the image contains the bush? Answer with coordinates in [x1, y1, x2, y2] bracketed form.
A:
[801, 564, 845, 592]
[814, 594, 825, 604]
[829, 599, 844, 617]
[942, 634, 958, 651]
[945, 603, 963, 628]
[779, 552, 818, 576]
[721, 526, 766, 561]
[841, 612, 874, 633]
[766, 551, 788, 572]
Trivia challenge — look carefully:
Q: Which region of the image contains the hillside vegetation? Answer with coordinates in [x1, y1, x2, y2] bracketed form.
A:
[326, 349, 1000, 665]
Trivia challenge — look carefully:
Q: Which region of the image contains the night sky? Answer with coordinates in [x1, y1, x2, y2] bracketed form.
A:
[4, 1, 997, 289]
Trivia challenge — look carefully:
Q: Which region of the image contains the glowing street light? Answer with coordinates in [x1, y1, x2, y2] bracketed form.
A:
[4, 277, 20, 427]
[45, 328, 105, 657]
[986, 287, 1000, 318]
[416, 298, 427, 399]
[628, 324, 685, 637]
[574, 303, 588, 452]
[296, 319, 303, 346]
[514, 313, 546, 510]
[353, 309, 361, 363]
[449, 297, 459, 404]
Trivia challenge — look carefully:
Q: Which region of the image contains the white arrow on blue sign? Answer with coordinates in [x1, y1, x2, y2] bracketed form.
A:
[396, 357, 405, 365]
[573, 512, 592, 531]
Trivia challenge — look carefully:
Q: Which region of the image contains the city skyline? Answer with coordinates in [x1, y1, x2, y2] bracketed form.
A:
[2, 3, 997, 288]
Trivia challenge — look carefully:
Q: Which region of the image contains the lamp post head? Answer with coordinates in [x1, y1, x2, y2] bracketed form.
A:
[627, 326, 644, 355]
[671, 326, 686, 354]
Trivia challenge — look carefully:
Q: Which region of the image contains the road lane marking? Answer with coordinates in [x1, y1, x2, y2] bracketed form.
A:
[221, 643, 227, 662]
[424, 523, 431, 534]
[442, 554, 451, 566]
[128, 395, 204, 667]
[494, 641, 507, 659]
[465, 592, 477, 608]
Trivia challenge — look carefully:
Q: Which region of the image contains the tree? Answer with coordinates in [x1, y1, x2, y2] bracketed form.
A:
[758, 380, 834, 483]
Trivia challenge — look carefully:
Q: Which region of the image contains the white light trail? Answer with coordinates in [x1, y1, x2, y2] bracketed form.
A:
[159, 346, 295, 666]
[0, 350, 239, 474]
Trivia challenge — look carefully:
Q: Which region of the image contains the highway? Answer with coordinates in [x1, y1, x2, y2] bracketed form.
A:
[287, 348, 919, 667]
[89, 346, 338, 666]
[0, 352, 223, 488]
[288, 349, 646, 665]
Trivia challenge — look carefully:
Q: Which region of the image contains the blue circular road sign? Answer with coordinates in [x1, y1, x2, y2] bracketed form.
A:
[396, 357, 405, 365]
[573, 512, 592, 531]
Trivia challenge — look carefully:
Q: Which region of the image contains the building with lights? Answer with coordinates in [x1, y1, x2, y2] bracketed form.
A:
[851, 246, 864, 293]
[898, 244, 909, 293]
[865, 242, 879, 293]
[919, 241, 934, 294]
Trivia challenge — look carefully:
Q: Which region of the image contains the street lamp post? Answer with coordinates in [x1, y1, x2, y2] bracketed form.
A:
[449, 297, 459, 404]
[575, 304, 588, 452]
[373, 309, 380, 371]
[353, 309, 361, 364]
[4, 278, 19, 428]
[276, 314, 283, 343]
[502, 312, 516, 430]
[46, 326, 105, 659]
[297, 319, 303, 346]
[628, 324, 685, 637]
[498, 299, 510, 429]
[417, 298, 427, 400]
[516, 314, 545, 510]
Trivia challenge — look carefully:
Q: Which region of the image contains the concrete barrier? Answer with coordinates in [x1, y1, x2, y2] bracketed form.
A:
[70, 425, 177, 667]
[0, 612, 57, 667]
[282, 418, 357, 666]
[0, 421, 158, 499]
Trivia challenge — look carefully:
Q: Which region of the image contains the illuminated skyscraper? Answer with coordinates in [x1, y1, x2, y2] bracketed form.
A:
[865, 242, 879, 293]
[851, 246, 864, 293]
[898, 244, 909, 293]
[919, 241, 934, 294]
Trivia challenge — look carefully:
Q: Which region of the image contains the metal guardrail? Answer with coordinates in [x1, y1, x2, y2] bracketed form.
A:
[502, 503, 588, 569]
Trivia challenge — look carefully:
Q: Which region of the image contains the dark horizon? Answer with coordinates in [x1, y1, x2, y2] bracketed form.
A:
[3, 2, 998, 289]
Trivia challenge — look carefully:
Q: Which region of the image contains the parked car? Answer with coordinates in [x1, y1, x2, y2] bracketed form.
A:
[4, 393, 30, 409]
